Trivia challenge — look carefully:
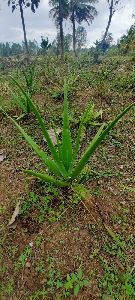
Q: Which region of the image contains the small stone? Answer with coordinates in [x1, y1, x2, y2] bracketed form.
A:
[108, 186, 118, 195]
[120, 165, 124, 169]
[26, 261, 31, 268]
[29, 242, 33, 247]
[0, 150, 6, 162]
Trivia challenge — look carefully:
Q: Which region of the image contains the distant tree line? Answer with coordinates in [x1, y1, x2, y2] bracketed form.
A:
[1, 21, 135, 58]
[0, 26, 87, 57]
[0, 40, 39, 57]
[1, 0, 134, 58]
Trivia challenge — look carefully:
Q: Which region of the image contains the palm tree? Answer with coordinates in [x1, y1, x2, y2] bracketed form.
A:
[8, 0, 40, 56]
[101, 0, 121, 46]
[69, 0, 98, 55]
[49, 0, 69, 59]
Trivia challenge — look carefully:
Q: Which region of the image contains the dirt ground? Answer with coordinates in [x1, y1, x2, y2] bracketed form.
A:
[0, 56, 135, 299]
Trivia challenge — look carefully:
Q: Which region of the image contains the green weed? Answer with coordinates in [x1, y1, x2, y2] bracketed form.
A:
[14, 245, 32, 271]
[99, 256, 135, 299]
[20, 188, 65, 223]
[63, 269, 89, 297]
[0, 278, 14, 297]
[82, 102, 102, 126]
[36, 260, 45, 274]
[35, 235, 44, 249]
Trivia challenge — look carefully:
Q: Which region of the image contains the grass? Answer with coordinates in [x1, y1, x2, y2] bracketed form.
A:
[0, 53, 135, 299]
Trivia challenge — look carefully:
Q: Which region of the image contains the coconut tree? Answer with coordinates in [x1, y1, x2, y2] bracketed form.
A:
[49, 0, 69, 59]
[102, 0, 121, 44]
[8, 0, 40, 56]
[76, 26, 87, 51]
[69, 0, 98, 55]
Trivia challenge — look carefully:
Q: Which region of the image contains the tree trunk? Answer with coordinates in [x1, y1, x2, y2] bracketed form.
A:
[59, 0, 64, 60]
[102, 0, 113, 43]
[72, 11, 77, 56]
[19, 0, 29, 57]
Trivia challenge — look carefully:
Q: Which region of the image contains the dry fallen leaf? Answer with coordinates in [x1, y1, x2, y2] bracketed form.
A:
[43, 128, 61, 146]
[0, 150, 6, 162]
[8, 201, 21, 228]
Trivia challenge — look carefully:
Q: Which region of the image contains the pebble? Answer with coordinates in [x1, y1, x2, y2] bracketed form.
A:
[26, 261, 31, 268]
[29, 242, 33, 247]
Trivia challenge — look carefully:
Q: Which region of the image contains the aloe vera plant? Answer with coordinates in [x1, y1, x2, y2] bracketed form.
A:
[2, 79, 135, 187]
[11, 65, 35, 114]
[12, 91, 31, 114]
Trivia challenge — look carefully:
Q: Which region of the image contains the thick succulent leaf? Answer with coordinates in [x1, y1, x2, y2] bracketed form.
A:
[71, 102, 135, 179]
[71, 104, 92, 164]
[28, 97, 67, 177]
[0, 150, 6, 162]
[61, 80, 72, 171]
[24, 169, 68, 187]
[13, 93, 27, 113]
[7, 114, 62, 177]
[10, 77, 67, 178]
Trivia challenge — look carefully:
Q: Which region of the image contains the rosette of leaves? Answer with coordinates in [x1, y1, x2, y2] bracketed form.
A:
[2, 78, 135, 187]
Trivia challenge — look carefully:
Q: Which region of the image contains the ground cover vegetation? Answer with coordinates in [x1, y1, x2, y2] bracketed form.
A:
[0, 48, 135, 299]
[0, 1, 135, 300]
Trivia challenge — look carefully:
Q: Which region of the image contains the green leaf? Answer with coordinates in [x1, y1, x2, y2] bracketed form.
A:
[83, 279, 89, 286]
[74, 284, 80, 296]
[70, 105, 90, 171]
[56, 280, 63, 289]
[11, 76, 67, 178]
[61, 80, 72, 171]
[71, 273, 77, 282]
[11, 77, 31, 113]
[24, 170, 68, 187]
[12, 93, 27, 113]
[77, 269, 83, 280]
[67, 274, 71, 281]
[64, 281, 73, 290]
[7, 114, 61, 177]
[71, 102, 135, 179]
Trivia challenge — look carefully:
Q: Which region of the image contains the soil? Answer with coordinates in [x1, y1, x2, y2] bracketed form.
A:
[0, 56, 135, 300]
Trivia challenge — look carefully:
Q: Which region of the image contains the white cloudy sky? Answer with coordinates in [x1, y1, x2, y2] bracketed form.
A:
[0, 0, 135, 46]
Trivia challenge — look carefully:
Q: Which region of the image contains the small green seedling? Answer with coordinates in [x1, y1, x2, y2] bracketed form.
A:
[63, 269, 89, 297]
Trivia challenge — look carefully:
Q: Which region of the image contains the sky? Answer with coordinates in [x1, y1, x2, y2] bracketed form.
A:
[0, 0, 135, 46]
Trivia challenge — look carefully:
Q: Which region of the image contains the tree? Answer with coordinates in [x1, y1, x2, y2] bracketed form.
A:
[118, 24, 135, 55]
[96, 32, 113, 53]
[8, 0, 40, 56]
[76, 26, 87, 51]
[64, 33, 72, 52]
[0, 42, 11, 57]
[69, 0, 97, 56]
[102, 0, 121, 45]
[28, 39, 39, 55]
[49, 0, 69, 59]
[93, 32, 113, 63]
[40, 37, 51, 54]
[11, 42, 23, 55]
